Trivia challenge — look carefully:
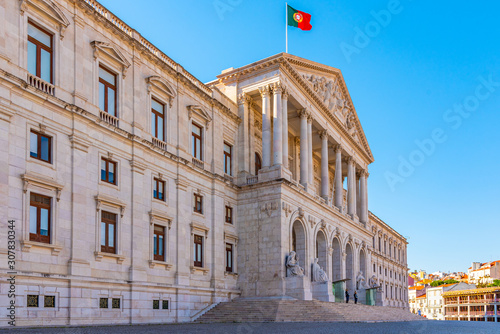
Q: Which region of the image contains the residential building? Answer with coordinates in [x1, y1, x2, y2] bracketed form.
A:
[468, 261, 500, 284]
[443, 287, 500, 322]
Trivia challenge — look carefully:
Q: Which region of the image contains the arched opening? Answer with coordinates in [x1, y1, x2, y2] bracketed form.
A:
[315, 230, 327, 277]
[291, 220, 306, 275]
[255, 152, 262, 175]
[331, 237, 341, 281]
[345, 243, 354, 291]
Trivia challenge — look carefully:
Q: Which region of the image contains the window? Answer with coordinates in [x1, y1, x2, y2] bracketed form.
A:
[99, 65, 117, 116]
[151, 98, 165, 141]
[29, 193, 51, 243]
[226, 243, 233, 273]
[27, 22, 53, 83]
[255, 152, 262, 174]
[193, 234, 203, 267]
[373, 263, 376, 272]
[27, 295, 39, 307]
[193, 194, 203, 214]
[99, 297, 108, 309]
[44, 296, 55, 308]
[385, 268, 387, 276]
[101, 157, 117, 185]
[100, 211, 116, 254]
[224, 142, 232, 175]
[162, 300, 169, 310]
[153, 178, 165, 201]
[30, 130, 51, 163]
[192, 123, 203, 160]
[153, 225, 165, 262]
[112, 298, 120, 309]
[225, 206, 233, 224]
[153, 300, 160, 309]
[378, 237, 381, 252]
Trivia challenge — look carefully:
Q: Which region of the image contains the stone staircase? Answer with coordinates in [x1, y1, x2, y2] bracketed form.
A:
[196, 299, 426, 323]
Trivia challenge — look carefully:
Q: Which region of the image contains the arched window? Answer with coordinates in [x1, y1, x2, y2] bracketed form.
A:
[255, 152, 262, 174]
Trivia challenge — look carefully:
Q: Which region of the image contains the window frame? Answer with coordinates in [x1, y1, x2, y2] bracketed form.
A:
[193, 193, 203, 214]
[225, 205, 233, 224]
[30, 130, 52, 164]
[29, 192, 51, 244]
[98, 64, 118, 116]
[27, 20, 53, 84]
[223, 142, 232, 176]
[225, 242, 233, 273]
[101, 157, 117, 185]
[191, 123, 203, 160]
[153, 177, 165, 201]
[193, 234, 203, 268]
[100, 211, 117, 254]
[151, 97, 165, 142]
[153, 224, 165, 262]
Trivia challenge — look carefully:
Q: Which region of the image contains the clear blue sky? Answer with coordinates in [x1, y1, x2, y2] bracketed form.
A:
[99, 0, 500, 274]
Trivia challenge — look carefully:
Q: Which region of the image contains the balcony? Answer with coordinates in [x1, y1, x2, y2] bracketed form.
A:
[27, 73, 54, 96]
[192, 157, 204, 169]
[246, 176, 258, 185]
[152, 137, 167, 151]
[100, 110, 119, 127]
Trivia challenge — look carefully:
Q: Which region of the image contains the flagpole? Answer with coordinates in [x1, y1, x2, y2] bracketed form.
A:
[285, 2, 288, 53]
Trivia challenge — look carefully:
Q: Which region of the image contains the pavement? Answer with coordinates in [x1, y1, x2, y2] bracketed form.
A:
[0, 321, 499, 334]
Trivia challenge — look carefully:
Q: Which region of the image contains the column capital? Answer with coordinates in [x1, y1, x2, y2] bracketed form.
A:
[297, 108, 308, 119]
[307, 114, 313, 123]
[282, 87, 289, 100]
[237, 93, 252, 106]
[259, 85, 271, 97]
[360, 170, 369, 178]
[347, 156, 356, 165]
[333, 144, 342, 153]
[319, 130, 329, 140]
[271, 82, 283, 94]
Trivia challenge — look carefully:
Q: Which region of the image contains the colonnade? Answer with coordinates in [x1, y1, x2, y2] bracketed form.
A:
[238, 82, 369, 224]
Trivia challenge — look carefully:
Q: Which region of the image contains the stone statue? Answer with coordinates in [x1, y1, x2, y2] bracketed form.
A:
[369, 274, 378, 288]
[311, 258, 328, 282]
[356, 271, 366, 290]
[286, 251, 304, 277]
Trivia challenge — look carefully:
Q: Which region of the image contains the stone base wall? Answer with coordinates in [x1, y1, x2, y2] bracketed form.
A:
[0, 273, 237, 326]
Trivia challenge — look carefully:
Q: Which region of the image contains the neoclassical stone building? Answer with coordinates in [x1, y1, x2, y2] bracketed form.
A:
[0, 0, 408, 326]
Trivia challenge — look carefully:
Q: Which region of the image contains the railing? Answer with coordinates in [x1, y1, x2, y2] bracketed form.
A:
[82, 0, 214, 99]
[99, 110, 119, 127]
[469, 310, 485, 315]
[138, 37, 176, 70]
[445, 300, 458, 304]
[485, 311, 495, 316]
[83, 0, 132, 36]
[247, 176, 258, 185]
[27, 73, 54, 95]
[192, 157, 204, 169]
[446, 311, 458, 316]
[152, 137, 167, 151]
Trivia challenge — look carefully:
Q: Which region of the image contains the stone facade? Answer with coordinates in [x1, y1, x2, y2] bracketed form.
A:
[0, 0, 408, 327]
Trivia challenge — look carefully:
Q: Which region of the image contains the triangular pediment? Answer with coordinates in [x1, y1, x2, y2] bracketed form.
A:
[282, 55, 373, 161]
[20, 0, 70, 38]
[188, 105, 212, 126]
[91, 41, 131, 76]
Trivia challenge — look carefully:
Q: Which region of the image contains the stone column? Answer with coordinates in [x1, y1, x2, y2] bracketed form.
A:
[307, 115, 313, 184]
[282, 89, 289, 168]
[334, 145, 343, 210]
[259, 86, 271, 168]
[320, 130, 329, 200]
[272, 83, 283, 166]
[347, 157, 356, 217]
[298, 109, 309, 187]
[360, 171, 368, 224]
[237, 93, 251, 174]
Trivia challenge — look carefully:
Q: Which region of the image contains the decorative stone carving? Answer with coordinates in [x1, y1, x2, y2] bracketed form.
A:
[369, 274, 379, 288]
[356, 271, 366, 290]
[286, 251, 304, 277]
[302, 74, 344, 112]
[311, 258, 328, 282]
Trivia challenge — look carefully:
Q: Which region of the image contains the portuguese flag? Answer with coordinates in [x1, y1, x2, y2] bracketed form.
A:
[287, 5, 312, 31]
